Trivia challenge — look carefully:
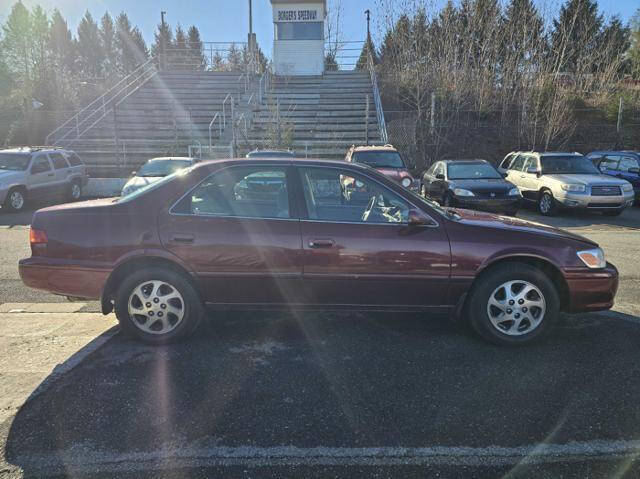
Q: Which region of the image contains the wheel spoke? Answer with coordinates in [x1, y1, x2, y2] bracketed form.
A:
[128, 279, 185, 336]
[486, 279, 546, 337]
[488, 295, 506, 313]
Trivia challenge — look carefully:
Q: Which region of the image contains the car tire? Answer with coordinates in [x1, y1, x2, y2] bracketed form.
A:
[538, 190, 556, 216]
[114, 267, 204, 345]
[68, 180, 82, 202]
[467, 262, 560, 346]
[3, 187, 26, 213]
[602, 209, 622, 217]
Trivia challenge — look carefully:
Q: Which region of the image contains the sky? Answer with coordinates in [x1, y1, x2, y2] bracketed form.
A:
[0, 0, 638, 59]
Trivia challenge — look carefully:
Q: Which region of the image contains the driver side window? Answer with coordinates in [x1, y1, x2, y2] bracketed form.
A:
[300, 167, 410, 224]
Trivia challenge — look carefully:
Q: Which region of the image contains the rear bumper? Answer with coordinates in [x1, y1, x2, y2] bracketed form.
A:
[19, 257, 110, 300]
[564, 262, 619, 313]
[453, 196, 521, 213]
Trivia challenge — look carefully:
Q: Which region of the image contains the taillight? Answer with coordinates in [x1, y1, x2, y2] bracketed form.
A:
[30, 228, 48, 245]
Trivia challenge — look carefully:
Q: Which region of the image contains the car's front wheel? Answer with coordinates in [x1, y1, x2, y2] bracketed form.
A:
[467, 262, 560, 346]
[538, 190, 556, 216]
[114, 267, 204, 345]
[68, 180, 82, 202]
[3, 187, 26, 213]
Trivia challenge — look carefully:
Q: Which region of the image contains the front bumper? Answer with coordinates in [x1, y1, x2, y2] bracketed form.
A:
[556, 191, 634, 211]
[564, 262, 619, 313]
[19, 257, 110, 300]
[453, 196, 522, 213]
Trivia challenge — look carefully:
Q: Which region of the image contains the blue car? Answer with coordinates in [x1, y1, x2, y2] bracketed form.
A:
[586, 151, 640, 203]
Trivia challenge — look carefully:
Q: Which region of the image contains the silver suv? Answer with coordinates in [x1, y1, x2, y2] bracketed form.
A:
[499, 151, 634, 216]
[0, 147, 89, 213]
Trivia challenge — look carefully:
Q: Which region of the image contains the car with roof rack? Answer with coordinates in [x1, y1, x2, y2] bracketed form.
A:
[499, 151, 634, 216]
[0, 147, 89, 213]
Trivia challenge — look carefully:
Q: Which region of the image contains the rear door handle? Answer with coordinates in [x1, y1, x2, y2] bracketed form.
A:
[309, 239, 335, 248]
[169, 233, 195, 244]
[47, 173, 55, 177]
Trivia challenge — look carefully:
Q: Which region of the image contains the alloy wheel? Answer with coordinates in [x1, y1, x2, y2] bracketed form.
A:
[128, 280, 185, 335]
[9, 191, 24, 210]
[71, 183, 81, 200]
[539, 194, 552, 214]
[486, 280, 546, 336]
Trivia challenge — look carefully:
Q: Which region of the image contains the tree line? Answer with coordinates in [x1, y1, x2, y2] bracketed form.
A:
[354, 0, 640, 166]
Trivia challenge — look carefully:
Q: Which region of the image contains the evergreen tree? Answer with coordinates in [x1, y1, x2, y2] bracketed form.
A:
[30, 5, 49, 82]
[630, 8, 640, 78]
[49, 8, 74, 71]
[76, 11, 104, 78]
[100, 12, 117, 77]
[355, 32, 377, 70]
[187, 25, 206, 70]
[599, 16, 630, 74]
[130, 27, 149, 65]
[226, 42, 242, 71]
[550, 0, 603, 73]
[2, 1, 33, 80]
[115, 12, 147, 74]
[151, 19, 173, 61]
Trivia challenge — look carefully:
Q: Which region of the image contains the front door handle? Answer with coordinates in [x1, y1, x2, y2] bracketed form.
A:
[308, 239, 335, 249]
[47, 173, 55, 177]
[169, 233, 195, 244]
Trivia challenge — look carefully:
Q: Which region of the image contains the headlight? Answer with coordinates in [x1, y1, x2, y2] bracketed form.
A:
[577, 248, 606, 269]
[622, 183, 633, 192]
[401, 177, 412, 188]
[453, 188, 475, 197]
[561, 184, 586, 192]
[508, 187, 520, 196]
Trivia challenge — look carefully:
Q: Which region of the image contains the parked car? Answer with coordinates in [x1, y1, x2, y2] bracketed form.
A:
[20, 158, 618, 347]
[501, 151, 634, 216]
[246, 149, 296, 158]
[0, 147, 88, 213]
[421, 159, 521, 215]
[345, 144, 419, 192]
[121, 157, 197, 196]
[586, 151, 640, 203]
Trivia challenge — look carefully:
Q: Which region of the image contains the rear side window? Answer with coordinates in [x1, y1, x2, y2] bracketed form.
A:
[499, 153, 515, 169]
[65, 152, 83, 166]
[30, 156, 51, 174]
[49, 153, 70, 170]
[174, 167, 290, 219]
[619, 157, 639, 172]
[509, 155, 526, 171]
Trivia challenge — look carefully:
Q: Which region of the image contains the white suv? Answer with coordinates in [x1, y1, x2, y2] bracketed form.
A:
[0, 147, 89, 213]
[500, 151, 634, 216]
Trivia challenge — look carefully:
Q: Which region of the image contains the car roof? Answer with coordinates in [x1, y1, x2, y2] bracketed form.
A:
[350, 144, 398, 152]
[588, 150, 640, 156]
[194, 157, 377, 172]
[0, 146, 71, 155]
[147, 157, 195, 162]
[515, 151, 583, 157]
[440, 159, 488, 164]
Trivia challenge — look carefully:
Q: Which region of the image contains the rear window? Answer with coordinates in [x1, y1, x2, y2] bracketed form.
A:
[65, 152, 84, 166]
[49, 153, 70, 170]
[0, 153, 31, 171]
[352, 151, 405, 169]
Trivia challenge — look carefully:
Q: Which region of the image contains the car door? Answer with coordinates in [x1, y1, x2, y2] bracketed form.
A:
[517, 156, 540, 201]
[421, 162, 437, 198]
[598, 155, 620, 178]
[505, 155, 526, 193]
[158, 164, 304, 306]
[48, 152, 71, 196]
[429, 162, 447, 201]
[27, 154, 55, 200]
[617, 156, 640, 189]
[497, 153, 516, 174]
[296, 166, 451, 308]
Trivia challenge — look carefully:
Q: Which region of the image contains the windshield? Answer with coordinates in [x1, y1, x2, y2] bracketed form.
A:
[353, 151, 406, 169]
[541, 156, 600, 175]
[0, 153, 31, 171]
[447, 162, 501, 180]
[138, 159, 192, 177]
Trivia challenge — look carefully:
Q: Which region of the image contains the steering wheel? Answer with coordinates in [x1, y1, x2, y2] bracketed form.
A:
[361, 195, 377, 222]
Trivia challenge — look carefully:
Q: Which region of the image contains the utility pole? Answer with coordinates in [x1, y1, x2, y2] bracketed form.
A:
[365, 9, 371, 39]
[248, 0, 255, 72]
[160, 11, 167, 70]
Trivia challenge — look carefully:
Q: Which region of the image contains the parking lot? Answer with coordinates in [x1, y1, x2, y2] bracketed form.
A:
[1, 204, 640, 477]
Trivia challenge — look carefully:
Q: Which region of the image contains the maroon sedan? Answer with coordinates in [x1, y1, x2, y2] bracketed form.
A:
[19, 158, 618, 346]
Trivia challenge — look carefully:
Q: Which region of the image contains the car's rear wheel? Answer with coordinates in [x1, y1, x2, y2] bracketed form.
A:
[114, 267, 204, 345]
[4, 187, 26, 213]
[68, 180, 82, 202]
[467, 263, 560, 346]
[538, 190, 556, 216]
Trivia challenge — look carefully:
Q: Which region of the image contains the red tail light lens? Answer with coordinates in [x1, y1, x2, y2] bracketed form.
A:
[29, 228, 48, 245]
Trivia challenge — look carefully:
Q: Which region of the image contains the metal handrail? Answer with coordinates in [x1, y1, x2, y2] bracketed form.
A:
[367, 50, 388, 144]
[222, 93, 234, 129]
[46, 58, 156, 145]
[209, 112, 222, 152]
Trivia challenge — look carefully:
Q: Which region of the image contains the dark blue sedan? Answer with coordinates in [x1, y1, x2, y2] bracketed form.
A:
[586, 151, 640, 203]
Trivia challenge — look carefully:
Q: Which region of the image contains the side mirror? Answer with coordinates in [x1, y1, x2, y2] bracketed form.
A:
[502, 172, 508, 178]
[629, 167, 639, 174]
[435, 173, 445, 180]
[408, 209, 432, 226]
[526, 167, 540, 176]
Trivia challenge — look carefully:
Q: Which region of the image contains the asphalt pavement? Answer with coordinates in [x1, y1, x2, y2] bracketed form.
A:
[1, 203, 640, 478]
